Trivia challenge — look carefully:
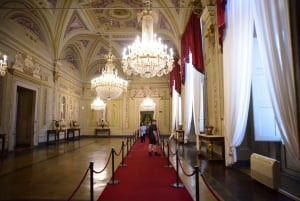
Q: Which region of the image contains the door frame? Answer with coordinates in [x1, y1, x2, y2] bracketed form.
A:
[9, 81, 39, 151]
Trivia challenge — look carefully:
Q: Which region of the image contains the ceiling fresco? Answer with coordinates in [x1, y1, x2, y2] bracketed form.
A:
[0, 0, 207, 79]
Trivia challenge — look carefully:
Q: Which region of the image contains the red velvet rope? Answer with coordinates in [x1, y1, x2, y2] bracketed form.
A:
[176, 152, 195, 177]
[200, 174, 223, 201]
[93, 151, 112, 174]
[168, 144, 176, 156]
[67, 167, 90, 201]
[67, 140, 131, 200]
[114, 145, 123, 156]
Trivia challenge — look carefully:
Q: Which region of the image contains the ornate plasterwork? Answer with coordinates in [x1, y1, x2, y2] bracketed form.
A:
[79, 40, 90, 49]
[64, 12, 88, 38]
[12, 53, 41, 79]
[47, 0, 57, 8]
[131, 86, 160, 98]
[11, 15, 46, 44]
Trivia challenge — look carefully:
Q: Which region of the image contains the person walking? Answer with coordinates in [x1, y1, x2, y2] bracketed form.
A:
[140, 123, 147, 143]
[148, 119, 160, 156]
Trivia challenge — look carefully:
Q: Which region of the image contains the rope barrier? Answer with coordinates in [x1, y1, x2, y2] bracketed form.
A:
[171, 149, 184, 188]
[168, 142, 177, 156]
[169, 148, 201, 201]
[119, 141, 127, 167]
[108, 148, 119, 184]
[93, 150, 112, 174]
[66, 166, 90, 201]
[114, 144, 123, 156]
[90, 162, 94, 201]
[200, 173, 223, 201]
[126, 137, 129, 156]
[164, 140, 172, 168]
[177, 152, 195, 177]
[194, 166, 200, 201]
[67, 138, 132, 201]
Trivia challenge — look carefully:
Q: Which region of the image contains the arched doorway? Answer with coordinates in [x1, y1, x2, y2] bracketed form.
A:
[139, 97, 155, 126]
[140, 111, 154, 126]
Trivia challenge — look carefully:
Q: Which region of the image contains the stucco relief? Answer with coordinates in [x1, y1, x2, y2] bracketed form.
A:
[12, 53, 42, 79]
[132, 86, 160, 98]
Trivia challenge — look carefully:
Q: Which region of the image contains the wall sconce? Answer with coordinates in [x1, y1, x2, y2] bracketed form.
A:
[0, 53, 8, 76]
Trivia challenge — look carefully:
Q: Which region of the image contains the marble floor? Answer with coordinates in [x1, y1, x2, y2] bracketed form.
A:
[0, 137, 217, 201]
[0, 136, 298, 201]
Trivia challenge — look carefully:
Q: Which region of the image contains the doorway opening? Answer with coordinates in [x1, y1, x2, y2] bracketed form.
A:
[140, 111, 154, 127]
[15, 86, 36, 150]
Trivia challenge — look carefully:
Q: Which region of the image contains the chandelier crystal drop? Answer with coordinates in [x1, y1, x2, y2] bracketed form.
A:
[91, 49, 128, 100]
[91, 97, 106, 110]
[122, 9, 174, 78]
[0, 53, 8, 76]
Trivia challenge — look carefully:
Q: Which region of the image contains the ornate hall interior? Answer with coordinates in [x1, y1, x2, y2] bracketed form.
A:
[0, 0, 300, 201]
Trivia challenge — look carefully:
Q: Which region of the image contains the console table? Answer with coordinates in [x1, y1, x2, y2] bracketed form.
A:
[197, 134, 224, 160]
[95, 128, 111, 136]
[175, 130, 185, 144]
[67, 128, 80, 141]
[47, 129, 66, 145]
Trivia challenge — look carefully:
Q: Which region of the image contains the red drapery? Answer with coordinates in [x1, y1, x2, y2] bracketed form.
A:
[217, 0, 227, 52]
[180, 12, 204, 84]
[169, 58, 181, 96]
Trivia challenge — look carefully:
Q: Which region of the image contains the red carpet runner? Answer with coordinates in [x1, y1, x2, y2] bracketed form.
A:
[98, 140, 194, 201]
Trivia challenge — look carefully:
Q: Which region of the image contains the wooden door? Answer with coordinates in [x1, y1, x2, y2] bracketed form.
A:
[15, 86, 35, 148]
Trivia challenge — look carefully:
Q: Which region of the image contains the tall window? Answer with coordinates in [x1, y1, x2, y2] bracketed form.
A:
[251, 38, 281, 141]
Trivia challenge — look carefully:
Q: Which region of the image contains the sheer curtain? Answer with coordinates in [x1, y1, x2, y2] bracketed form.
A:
[223, 0, 253, 166]
[184, 52, 194, 141]
[171, 82, 180, 131]
[193, 69, 205, 149]
[252, 0, 300, 161]
[192, 69, 205, 136]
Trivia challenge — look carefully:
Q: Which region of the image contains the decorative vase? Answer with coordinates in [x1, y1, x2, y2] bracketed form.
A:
[206, 126, 214, 135]
[55, 120, 60, 129]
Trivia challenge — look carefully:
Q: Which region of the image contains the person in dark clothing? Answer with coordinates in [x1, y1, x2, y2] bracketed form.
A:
[148, 119, 160, 156]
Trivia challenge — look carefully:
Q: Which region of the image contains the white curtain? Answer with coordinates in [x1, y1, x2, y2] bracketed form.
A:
[178, 96, 182, 126]
[252, 0, 300, 161]
[192, 69, 205, 136]
[199, 73, 205, 132]
[184, 52, 194, 140]
[171, 81, 180, 131]
[223, 0, 254, 166]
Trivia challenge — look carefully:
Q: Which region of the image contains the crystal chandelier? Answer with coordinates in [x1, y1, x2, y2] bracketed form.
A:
[122, 4, 174, 78]
[91, 49, 128, 100]
[91, 96, 106, 110]
[0, 53, 8, 76]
